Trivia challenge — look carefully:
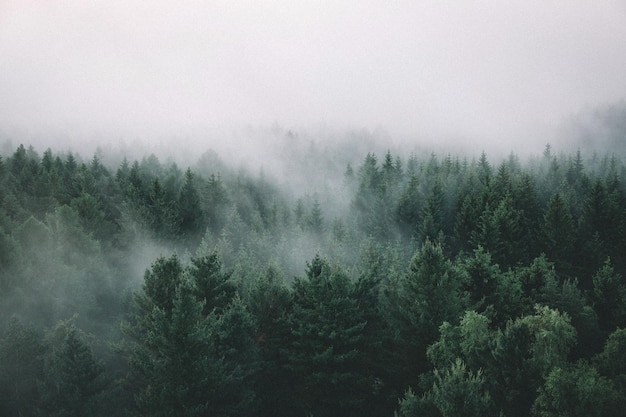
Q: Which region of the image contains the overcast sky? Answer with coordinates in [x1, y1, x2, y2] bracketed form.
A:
[1, 0, 625, 149]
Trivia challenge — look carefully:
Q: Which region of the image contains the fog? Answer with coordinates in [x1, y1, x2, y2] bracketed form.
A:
[1, 0, 625, 156]
[3, 5, 626, 412]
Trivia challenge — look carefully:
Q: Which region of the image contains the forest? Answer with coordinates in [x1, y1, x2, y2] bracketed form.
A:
[1, 135, 626, 417]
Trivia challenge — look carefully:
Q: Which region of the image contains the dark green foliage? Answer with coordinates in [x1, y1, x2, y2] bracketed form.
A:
[307, 197, 325, 234]
[431, 359, 494, 417]
[397, 174, 422, 238]
[542, 193, 576, 276]
[137, 253, 184, 313]
[39, 321, 107, 417]
[125, 276, 220, 417]
[188, 251, 236, 316]
[2, 143, 626, 417]
[594, 327, 626, 392]
[0, 318, 47, 417]
[389, 239, 464, 388]
[177, 168, 204, 239]
[533, 362, 622, 417]
[592, 258, 626, 333]
[286, 255, 373, 417]
[460, 246, 510, 323]
[212, 295, 261, 416]
[0, 224, 17, 278]
[420, 179, 446, 242]
[246, 266, 294, 417]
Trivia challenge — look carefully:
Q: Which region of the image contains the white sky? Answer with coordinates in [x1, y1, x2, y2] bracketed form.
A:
[1, 0, 625, 148]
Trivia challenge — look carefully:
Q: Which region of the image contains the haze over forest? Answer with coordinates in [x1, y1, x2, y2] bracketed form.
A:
[2, 2, 626, 417]
[1, 1, 626, 154]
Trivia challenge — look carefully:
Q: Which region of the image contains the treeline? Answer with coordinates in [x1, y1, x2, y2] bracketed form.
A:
[1, 141, 626, 416]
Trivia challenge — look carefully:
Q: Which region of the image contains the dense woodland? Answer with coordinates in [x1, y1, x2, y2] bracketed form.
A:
[1, 135, 626, 416]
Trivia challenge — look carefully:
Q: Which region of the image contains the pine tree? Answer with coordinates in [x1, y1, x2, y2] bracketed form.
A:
[592, 258, 626, 333]
[135, 253, 184, 314]
[188, 251, 236, 316]
[420, 179, 445, 242]
[178, 168, 204, 238]
[212, 295, 260, 417]
[391, 239, 464, 386]
[542, 193, 575, 275]
[246, 266, 293, 417]
[39, 322, 107, 417]
[397, 174, 422, 237]
[287, 255, 370, 417]
[123, 274, 221, 417]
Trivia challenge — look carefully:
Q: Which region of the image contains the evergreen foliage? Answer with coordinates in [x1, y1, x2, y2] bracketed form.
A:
[1, 142, 626, 416]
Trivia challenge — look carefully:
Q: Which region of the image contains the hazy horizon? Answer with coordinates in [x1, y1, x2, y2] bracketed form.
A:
[1, 1, 625, 155]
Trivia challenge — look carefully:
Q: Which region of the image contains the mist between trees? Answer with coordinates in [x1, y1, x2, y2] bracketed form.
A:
[1, 130, 626, 416]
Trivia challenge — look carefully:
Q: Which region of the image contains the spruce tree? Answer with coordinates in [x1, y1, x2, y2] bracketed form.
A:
[287, 255, 370, 417]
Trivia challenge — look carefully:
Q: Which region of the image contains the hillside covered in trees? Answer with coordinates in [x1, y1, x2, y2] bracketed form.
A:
[1, 137, 626, 417]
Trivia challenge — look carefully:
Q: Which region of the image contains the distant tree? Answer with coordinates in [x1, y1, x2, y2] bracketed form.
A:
[61, 153, 79, 203]
[512, 172, 541, 263]
[353, 153, 397, 240]
[542, 193, 575, 275]
[307, 197, 324, 235]
[177, 168, 204, 238]
[396, 174, 422, 239]
[143, 177, 176, 238]
[565, 149, 587, 192]
[126, 160, 145, 203]
[420, 179, 445, 242]
[0, 225, 17, 286]
[204, 173, 229, 233]
[344, 162, 355, 180]
[477, 151, 491, 187]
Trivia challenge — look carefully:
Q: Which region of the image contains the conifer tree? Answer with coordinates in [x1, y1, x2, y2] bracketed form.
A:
[178, 168, 204, 238]
[0, 318, 47, 417]
[391, 239, 464, 385]
[592, 258, 626, 333]
[287, 255, 371, 417]
[188, 251, 235, 316]
[542, 193, 575, 275]
[212, 295, 260, 417]
[246, 266, 294, 417]
[39, 322, 107, 417]
[133, 277, 219, 417]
